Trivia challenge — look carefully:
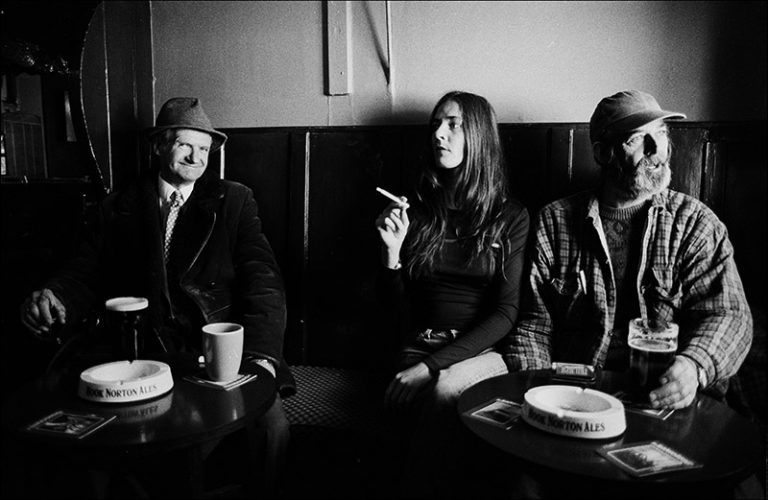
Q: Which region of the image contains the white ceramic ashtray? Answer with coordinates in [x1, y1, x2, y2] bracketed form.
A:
[78, 360, 174, 403]
[522, 385, 625, 439]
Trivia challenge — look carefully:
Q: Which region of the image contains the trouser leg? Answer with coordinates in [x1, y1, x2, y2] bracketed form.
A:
[396, 350, 508, 499]
[247, 395, 289, 499]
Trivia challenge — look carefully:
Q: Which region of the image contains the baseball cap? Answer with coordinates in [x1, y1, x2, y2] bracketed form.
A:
[589, 90, 686, 143]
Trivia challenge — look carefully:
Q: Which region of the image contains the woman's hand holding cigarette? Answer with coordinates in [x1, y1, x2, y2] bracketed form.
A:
[375, 188, 409, 268]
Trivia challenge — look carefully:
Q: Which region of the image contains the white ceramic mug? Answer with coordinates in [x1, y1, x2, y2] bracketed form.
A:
[202, 322, 244, 382]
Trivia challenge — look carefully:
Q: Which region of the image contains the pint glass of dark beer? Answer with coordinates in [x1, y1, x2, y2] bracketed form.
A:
[628, 318, 678, 392]
[105, 297, 149, 361]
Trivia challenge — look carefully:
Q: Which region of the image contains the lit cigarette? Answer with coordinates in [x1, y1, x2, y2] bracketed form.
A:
[376, 187, 406, 205]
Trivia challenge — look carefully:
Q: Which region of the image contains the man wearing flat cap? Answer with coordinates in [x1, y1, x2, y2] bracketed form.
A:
[21, 97, 291, 495]
[502, 90, 752, 410]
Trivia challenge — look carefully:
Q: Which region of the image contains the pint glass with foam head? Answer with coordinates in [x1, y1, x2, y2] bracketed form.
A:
[628, 318, 678, 393]
[105, 297, 149, 361]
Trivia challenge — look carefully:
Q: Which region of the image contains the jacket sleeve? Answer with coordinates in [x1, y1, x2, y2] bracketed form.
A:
[44, 198, 109, 324]
[501, 208, 556, 371]
[676, 214, 753, 393]
[422, 207, 531, 372]
[234, 187, 287, 367]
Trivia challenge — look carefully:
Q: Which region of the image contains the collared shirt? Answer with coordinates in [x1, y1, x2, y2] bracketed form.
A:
[158, 175, 194, 221]
[504, 189, 752, 395]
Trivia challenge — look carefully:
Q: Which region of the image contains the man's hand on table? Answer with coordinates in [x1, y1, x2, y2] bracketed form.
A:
[648, 355, 698, 409]
[20, 288, 67, 338]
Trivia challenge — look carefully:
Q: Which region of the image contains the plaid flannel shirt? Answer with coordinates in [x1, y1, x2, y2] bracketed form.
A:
[504, 189, 752, 396]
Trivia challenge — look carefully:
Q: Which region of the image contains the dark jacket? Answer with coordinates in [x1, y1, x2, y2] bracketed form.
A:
[47, 170, 295, 395]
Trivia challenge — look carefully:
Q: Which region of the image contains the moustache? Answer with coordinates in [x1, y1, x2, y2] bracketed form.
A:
[635, 156, 667, 170]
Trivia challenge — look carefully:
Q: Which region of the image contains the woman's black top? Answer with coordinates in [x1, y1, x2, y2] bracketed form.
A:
[378, 201, 530, 373]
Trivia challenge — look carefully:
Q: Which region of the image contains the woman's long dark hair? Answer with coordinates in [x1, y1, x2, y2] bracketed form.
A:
[405, 91, 513, 278]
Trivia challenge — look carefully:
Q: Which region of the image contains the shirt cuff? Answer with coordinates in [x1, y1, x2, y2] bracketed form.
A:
[422, 358, 441, 377]
[248, 358, 276, 377]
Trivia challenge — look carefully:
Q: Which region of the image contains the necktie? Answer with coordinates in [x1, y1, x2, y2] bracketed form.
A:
[164, 190, 183, 264]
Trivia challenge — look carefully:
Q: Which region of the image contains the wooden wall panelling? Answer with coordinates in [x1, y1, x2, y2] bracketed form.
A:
[306, 128, 403, 368]
[287, 131, 310, 364]
[219, 129, 302, 361]
[133, 2, 154, 175]
[79, 1, 153, 193]
[221, 130, 291, 264]
[569, 125, 601, 196]
[397, 125, 431, 197]
[499, 125, 551, 214]
[103, 1, 139, 189]
[710, 122, 767, 306]
[668, 125, 707, 204]
[546, 124, 600, 201]
[547, 126, 574, 206]
[703, 138, 725, 216]
[102, 1, 153, 191]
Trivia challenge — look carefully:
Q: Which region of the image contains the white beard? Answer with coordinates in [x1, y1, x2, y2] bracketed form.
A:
[614, 156, 671, 200]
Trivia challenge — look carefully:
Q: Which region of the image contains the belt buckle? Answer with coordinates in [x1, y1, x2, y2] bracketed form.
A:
[419, 328, 459, 341]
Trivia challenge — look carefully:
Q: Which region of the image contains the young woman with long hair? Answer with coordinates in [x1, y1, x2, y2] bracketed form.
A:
[375, 90, 529, 496]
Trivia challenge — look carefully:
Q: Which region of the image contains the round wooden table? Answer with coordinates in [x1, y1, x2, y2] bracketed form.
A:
[458, 369, 764, 495]
[1, 351, 276, 498]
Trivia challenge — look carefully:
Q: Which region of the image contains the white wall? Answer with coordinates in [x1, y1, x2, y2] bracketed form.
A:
[150, 0, 766, 127]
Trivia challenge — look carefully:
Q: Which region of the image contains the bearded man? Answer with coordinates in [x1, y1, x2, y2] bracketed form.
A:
[502, 90, 752, 410]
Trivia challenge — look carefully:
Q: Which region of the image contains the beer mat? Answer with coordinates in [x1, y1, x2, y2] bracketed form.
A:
[26, 410, 116, 439]
[464, 398, 522, 429]
[597, 441, 702, 477]
[184, 372, 257, 391]
[612, 391, 675, 420]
